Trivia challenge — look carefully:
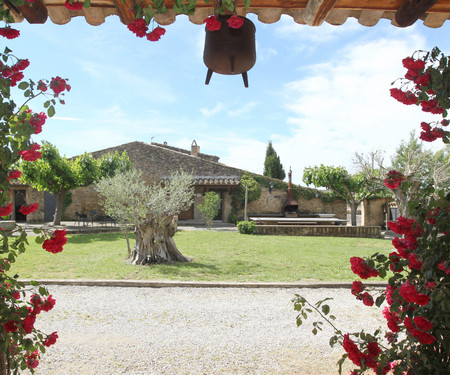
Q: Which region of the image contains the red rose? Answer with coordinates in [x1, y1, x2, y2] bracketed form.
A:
[204, 15, 222, 32]
[42, 295, 56, 312]
[389, 88, 417, 105]
[12, 290, 20, 299]
[227, 15, 244, 29]
[384, 170, 406, 190]
[362, 292, 374, 306]
[343, 334, 363, 367]
[44, 332, 58, 347]
[153, 26, 166, 37]
[438, 261, 450, 275]
[29, 112, 47, 134]
[64, 0, 83, 10]
[50, 76, 68, 96]
[0, 27, 20, 39]
[415, 330, 436, 345]
[22, 313, 36, 334]
[414, 316, 433, 331]
[37, 80, 47, 91]
[383, 307, 400, 333]
[367, 341, 381, 358]
[127, 18, 148, 38]
[0, 203, 13, 217]
[4, 320, 19, 333]
[42, 229, 67, 254]
[26, 351, 39, 369]
[19, 203, 39, 216]
[350, 257, 380, 279]
[351, 281, 364, 296]
[7, 170, 21, 180]
[19, 143, 42, 161]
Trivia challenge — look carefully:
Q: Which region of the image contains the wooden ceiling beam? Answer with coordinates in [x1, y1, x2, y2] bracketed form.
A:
[303, 0, 339, 26]
[112, 0, 135, 25]
[5, 0, 48, 23]
[395, 0, 439, 27]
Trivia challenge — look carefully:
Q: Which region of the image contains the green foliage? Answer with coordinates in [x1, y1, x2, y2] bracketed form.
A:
[237, 220, 256, 234]
[263, 141, 286, 180]
[19, 141, 131, 224]
[252, 174, 339, 202]
[197, 191, 222, 229]
[232, 172, 261, 208]
[20, 142, 131, 194]
[227, 208, 239, 224]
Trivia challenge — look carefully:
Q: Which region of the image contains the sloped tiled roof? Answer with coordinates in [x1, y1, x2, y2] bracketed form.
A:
[90, 141, 245, 186]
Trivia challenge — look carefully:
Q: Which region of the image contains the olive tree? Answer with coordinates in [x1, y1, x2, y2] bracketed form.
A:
[96, 169, 194, 264]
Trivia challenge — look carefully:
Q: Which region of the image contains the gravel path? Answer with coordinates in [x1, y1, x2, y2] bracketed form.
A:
[30, 286, 386, 375]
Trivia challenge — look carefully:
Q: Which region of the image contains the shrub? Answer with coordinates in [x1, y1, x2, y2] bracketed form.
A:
[237, 221, 256, 234]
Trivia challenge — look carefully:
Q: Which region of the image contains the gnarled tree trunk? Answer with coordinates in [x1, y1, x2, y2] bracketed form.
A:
[131, 215, 189, 265]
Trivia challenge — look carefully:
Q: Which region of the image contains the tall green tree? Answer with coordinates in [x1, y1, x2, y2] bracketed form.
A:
[303, 165, 381, 226]
[20, 141, 132, 225]
[263, 141, 286, 180]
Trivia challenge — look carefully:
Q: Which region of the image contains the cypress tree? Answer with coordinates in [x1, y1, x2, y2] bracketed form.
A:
[263, 141, 286, 180]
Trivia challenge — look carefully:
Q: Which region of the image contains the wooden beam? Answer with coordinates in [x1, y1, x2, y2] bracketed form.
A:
[303, 0, 338, 26]
[395, 0, 439, 27]
[112, 0, 135, 25]
[5, 0, 47, 23]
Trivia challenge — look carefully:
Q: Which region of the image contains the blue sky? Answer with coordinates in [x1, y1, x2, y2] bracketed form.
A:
[6, 14, 450, 184]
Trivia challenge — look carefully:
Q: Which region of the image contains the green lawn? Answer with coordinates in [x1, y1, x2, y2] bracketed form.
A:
[10, 231, 392, 282]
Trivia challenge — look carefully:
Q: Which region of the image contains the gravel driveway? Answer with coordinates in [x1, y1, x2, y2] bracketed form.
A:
[30, 285, 386, 375]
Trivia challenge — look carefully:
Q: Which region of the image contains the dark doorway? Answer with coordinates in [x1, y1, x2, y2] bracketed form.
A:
[44, 191, 56, 222]
[14, 190, 27, 221]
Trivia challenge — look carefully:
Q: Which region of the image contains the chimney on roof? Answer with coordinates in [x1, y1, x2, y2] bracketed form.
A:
[191, 140, 199, 157]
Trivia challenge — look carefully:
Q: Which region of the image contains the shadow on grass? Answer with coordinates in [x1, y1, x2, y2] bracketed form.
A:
[68, 232, 134, 244]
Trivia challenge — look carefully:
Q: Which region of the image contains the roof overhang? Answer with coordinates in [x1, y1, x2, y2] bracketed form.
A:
[6, 0, 450, 28]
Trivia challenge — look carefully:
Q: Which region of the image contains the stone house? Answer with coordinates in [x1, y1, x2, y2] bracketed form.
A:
[10, 140, 349, 224]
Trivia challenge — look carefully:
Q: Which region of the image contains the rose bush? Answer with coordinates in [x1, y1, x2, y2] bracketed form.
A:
[0, 25, 69, 374]
[293, 47, 449, 374]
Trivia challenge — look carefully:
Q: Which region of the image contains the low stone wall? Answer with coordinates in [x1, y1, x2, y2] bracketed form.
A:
[255, 225, 382, 239]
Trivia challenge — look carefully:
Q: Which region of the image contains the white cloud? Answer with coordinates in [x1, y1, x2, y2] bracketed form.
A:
[227, 101, 258, 117]
[51, 116, 82, 121]
[200, 102, 225, 117]
[272, 33, 434, 184]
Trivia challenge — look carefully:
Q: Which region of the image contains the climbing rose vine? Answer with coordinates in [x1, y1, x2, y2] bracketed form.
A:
[293, 47, 449, 375]
[390, 47, 449, 144]
[0, 25, 69, 374]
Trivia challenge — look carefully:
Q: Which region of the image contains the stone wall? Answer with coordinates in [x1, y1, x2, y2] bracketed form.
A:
[362, 198, 392, 227]
[243, 187, 347, 220]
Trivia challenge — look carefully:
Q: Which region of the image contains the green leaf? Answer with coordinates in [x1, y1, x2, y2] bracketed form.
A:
[312, 328, 317, 335]
[18, 81, 29, 90]
[4, 46, 12, 54]
[29, 280, 39, 286]
[322, 304, 330, 315]
[243, 0, 251, 8]
[83, 0, 91, 8]
[48, 105, 55, 117]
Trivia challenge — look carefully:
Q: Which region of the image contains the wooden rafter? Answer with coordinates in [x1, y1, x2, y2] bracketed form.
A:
[395, 0, 439, 27]
[303, 0, 339, 26]
[5, 0, 48, 24]
[112, 0, 135, 25]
